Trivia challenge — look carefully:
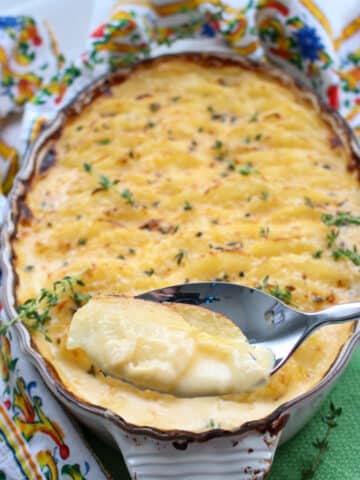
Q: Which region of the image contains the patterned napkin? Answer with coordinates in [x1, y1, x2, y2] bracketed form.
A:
[0, 1, 359, 479]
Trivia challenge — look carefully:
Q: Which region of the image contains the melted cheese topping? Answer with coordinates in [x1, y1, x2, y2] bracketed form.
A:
[14, 57, 359, 432]
[67, 297, 274, 396]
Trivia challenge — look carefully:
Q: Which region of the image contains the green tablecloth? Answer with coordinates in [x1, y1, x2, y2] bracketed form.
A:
[83, 347, 359, 479]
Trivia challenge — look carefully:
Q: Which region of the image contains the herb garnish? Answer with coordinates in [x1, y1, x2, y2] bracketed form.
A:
[83, 162, 92, 173]
[260, 191, 269, 201]
[98, 174, 119, 191]
[209, 241, 242, 251]
[312, 250, 323, 259]
[213, 140, 223, 150]
[239, 163, 256, 175]
[301, 402, 342, 479]
[206, 418, 220, 428]
[121, 188, 135, 206]
[209, 243, 224, 251]
[96, 138, 111, 145]
[257, 276, 294, 305]
[332, 245, 360, 266]
[174, 249, 185, 265]
[144, 268, 155, 276]
[326, 229, 339, 248]
[321, 211, 360, 226]
[0, 276, 90, 340]
[82, 163, 135, 206]
[260, 226, 270, 238]
[227, 160, 236, 171]
[149, 102, 161, 112]
[184, 200, 193, 211]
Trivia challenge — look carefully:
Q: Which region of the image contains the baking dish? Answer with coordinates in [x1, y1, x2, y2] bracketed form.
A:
[1, 48, 360, 480]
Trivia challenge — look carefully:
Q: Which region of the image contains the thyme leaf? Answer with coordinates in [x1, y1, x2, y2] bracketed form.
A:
[257, 276, 294, 305]
[227, 160, 236, 171]
[0, 276, 90, 341]
[99, 175, 116, 191]
[213, 139, 223, 150]
[144, 268, 155, 276]
[239, 163, 256, 176]
[96, 138, 111, 145]
[121, 188, 134, 205]
[321, 211, 360, 226]
[83, 162, 135, 206]
[260, 226, 270, 238]
[301, 402, 342, 479]
[83, 162, 92, 173]
[326, 229, 339, 248]
[332, 245, 360, 266]
[174, 249, 185, 265]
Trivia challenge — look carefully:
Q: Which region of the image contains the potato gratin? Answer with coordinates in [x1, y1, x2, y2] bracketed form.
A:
[13, 56, 360, 432]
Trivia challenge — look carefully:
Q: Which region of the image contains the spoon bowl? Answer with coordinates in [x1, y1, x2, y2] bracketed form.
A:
[138, 282, 360, 375]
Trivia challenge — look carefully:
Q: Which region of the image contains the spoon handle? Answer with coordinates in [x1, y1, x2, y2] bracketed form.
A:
[309, 302, 360, 329]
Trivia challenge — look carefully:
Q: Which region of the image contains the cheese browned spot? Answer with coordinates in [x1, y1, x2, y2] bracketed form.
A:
[13, 56, 359, 431]
[67, 297, 274, 396]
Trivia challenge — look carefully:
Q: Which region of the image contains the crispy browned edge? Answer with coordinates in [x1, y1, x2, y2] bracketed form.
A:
[7, 52, 360, 443]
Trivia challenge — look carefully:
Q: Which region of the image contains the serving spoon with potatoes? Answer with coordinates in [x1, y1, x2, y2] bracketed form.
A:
[140, 282, 360, 373]
[67, 282, 360, 397]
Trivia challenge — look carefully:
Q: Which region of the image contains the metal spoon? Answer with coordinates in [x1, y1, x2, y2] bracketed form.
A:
[138, 282, 360, 374]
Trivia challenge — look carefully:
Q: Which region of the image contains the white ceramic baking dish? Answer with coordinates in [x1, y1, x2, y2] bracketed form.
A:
[1, 48, 360, 480]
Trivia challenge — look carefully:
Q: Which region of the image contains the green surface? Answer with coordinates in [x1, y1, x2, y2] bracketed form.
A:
[83, 348, 360, 479]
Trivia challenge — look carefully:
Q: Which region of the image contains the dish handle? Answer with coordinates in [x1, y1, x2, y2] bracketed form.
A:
[107, 415, 289, 480]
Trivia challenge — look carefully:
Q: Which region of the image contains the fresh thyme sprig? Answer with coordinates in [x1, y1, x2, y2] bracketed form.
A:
[83, 162, 135, 205]
[301, 402, 342, 479]
[321, 211, 360, 227]
[332, 245, 360, 266]
[321, 209, 360, 266]
[0, 276, 91, 341]
[257, 276, 294, 305]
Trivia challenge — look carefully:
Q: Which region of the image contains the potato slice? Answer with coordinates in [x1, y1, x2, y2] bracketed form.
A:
[67, 296, 274, 396]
